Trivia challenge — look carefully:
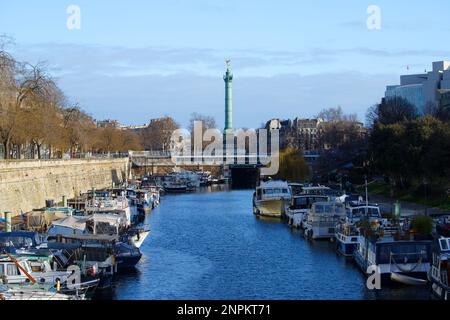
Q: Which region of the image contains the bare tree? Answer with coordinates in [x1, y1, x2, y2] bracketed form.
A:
[142, 116, 179, 151]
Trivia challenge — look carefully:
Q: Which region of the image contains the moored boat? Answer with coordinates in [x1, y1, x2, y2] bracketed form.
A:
[428, 237, 450, 300]
[335, 202, 383, 257]
[304, 201, 346, 240]
[353, 222, 432, 285]
[285, 194, 329, 229]
[253, 180, 291, 218]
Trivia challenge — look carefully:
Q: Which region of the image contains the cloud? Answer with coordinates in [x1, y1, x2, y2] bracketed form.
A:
[56, 70, 396, 128]
[9, 42, 407, 127]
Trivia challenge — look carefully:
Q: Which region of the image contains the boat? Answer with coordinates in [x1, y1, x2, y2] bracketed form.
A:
[128, 226, 150, 248]
[135, 190, 152, 213]
[252, 180, 292, 218]
[391, 272, 427, 285]
[300, 185, 331, 196]
[428, 237, 450, 300]
[198, 171, 212, 186]
[304, 201, 346, 240]
[146, 186, 161, 207]
[285, 194, 329, 229]
[436, 215, 450, 237]
[0, 284, 85, 300]
[163, 182, 187, 193]
[335, 202, 384, 257]
[288, 183, 304, 196]
[47, 215, 144, 269]
[85, 196, 132, 227]
[0, 253, 71, 286]
[353, 222, 432, 285]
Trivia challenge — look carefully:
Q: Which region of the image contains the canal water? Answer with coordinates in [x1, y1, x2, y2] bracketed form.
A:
[100, 187, 431, 300]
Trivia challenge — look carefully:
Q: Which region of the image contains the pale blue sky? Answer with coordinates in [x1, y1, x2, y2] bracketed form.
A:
[1, 1, 450, 127]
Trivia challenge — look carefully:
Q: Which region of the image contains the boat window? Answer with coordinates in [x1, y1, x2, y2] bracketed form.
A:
[7, 264, 19, 276]
[274, 188, 282, 194]
[263, 189, 274, 194]
[0, 265, 4, 276]
[324, 205, 333, 214]
[282, 188, 289, 194]
[292, 197, 308, 209]
[30, 262, 44, 272]
[315, 204, 325, 213]
[0, 236, 33, 248]
[440, 239, 449, 251]
[368, 208, 381, 217]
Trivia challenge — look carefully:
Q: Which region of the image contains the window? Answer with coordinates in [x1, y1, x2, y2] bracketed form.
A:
[440, 239, 449, 251]
[0, 265, 4, 276]
[7, 264, 19, 276]
[293, 197, 308, 209]
[315, 205, 325, 213]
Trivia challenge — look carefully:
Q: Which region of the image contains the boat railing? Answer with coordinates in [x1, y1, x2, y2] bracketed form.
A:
[389, 251, 427, 273]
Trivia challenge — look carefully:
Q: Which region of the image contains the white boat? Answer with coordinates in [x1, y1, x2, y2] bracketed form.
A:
[300, 185, 331, 196]
[304, 201, 346, 240]
[0, 255, 71, 286]
[0, 286, 84, 300]
[391, 272, 427, 285]
[285, 194, 329, 228]
[130, 229, 150, 248]
[85, 196, 132, 227]
[253, 180, 291, 218]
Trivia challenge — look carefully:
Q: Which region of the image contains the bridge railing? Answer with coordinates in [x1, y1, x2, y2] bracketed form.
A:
[128, 150, 171, 158]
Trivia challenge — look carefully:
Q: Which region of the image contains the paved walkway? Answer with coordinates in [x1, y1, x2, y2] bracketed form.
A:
[369, 193, 450, 217]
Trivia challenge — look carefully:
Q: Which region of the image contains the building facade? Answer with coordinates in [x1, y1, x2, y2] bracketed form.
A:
[385, 61, 450, 114]
[265, 117, 324, 151]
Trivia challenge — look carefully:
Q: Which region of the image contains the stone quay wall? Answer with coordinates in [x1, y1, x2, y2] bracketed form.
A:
[0, 158, 129, 215]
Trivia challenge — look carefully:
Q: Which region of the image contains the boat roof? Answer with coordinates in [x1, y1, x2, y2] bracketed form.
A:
[0, 231, 38, 239]
[50, 216, 88, 231]
[57, 234, 118, 242]
[259, 180, 289, 188]
[292, 194, 328, 198]
[347, 202, 380, 208]
[313, 201, 344, 206]
[302, 186, 330, 190]
[51, 214, 122, 230]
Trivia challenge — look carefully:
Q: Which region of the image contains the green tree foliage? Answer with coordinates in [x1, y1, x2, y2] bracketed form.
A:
[274, 147, 310, 182]
[369, 115, 450, 190]
[411, 215, 433, 236]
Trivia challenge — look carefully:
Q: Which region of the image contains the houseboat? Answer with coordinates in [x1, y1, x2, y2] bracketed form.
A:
[252, 180, 292, 218]
[354, 225, 432, 285]
[47, 215, 144, 269]
[428, 237, 450, 300]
